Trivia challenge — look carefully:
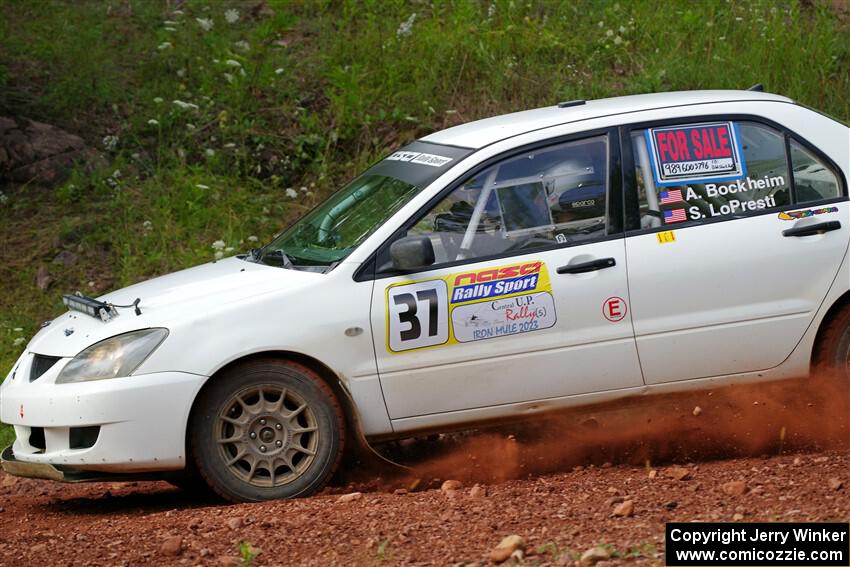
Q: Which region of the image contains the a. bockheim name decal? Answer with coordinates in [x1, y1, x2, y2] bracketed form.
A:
[385, 261, 556, 352]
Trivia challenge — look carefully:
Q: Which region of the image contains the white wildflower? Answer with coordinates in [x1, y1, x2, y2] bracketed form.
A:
[196, 184, 210, 189]
[171, 9, 184, 15]
[163, 20, 180, 26]
[157, 41, 173, 50]
[233, 40, 250, 52]
[619, 25, 626, 33]
[186, 123, 196, 130]
[396, 13, 416, 38]
[299, 186, 308, 192]
[225, 246, 235, 253]
[274, 68, 285, 75]
[154, 97, 164, 104]
[143, 220, 153, 231]
[13, 327, 22, 332]
[223, 72, 235, 83]
[285, 188, 298, 198]
[223, 142, 236, 148]
[487, 3, 496, 18]
[112, 169, 121, 179]
[224, 59, 242, 67]
[214, 250, 224, 260]
[165, 27, 177, 32]
[196, 17, 214, 32]
[224, 8, 240, 24]
[102, 135, 119, 151]
[614, 36, 623, 45]
[247, 235, 259, 243]
[211, 240, 226, 250]
[172, 99, 199, 110]
[0, 192, 7, 205]
[176, 69, 186, 78]
[605, 29, 614, 37]
[148, 119, 159, 125]
[13, 337, 25, 347]
[205, 148, 216, 157]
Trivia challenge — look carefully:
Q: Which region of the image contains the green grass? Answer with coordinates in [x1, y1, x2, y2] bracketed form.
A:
[0, 0, 848, 443]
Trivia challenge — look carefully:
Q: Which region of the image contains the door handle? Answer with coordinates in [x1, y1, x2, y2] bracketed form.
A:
[782, 220, 842, 237]
[557, 257, 616, 274]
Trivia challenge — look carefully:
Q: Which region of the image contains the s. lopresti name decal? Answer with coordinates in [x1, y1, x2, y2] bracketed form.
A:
[386, 261, 556, 352]
[647, 122, 746, 186]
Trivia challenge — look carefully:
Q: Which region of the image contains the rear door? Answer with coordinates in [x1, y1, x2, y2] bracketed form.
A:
[369, 131, 645, 422]
[622, 117, 850, 383]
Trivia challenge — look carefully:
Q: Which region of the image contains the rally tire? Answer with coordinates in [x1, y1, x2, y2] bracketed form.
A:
[813, 302, 850, 379]
[189, 359, 345, 503]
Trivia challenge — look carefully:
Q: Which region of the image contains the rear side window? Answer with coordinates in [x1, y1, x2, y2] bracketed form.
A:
[631, 120, 842, 229]
[790, 138, 841, 203]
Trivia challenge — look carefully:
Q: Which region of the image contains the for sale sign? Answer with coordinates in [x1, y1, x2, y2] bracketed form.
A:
[646, 122, 746, 186]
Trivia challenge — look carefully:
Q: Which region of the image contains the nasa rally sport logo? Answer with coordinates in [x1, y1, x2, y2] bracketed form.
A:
[450, 262, 542, 303]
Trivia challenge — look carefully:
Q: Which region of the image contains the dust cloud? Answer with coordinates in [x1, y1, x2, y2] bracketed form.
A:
[362, 373, 850, 489]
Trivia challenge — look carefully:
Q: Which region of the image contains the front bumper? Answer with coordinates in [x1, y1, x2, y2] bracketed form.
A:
[0, 352, 206, 473]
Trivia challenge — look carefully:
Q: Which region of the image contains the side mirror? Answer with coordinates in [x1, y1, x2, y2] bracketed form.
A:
[389, 235, 435, 271]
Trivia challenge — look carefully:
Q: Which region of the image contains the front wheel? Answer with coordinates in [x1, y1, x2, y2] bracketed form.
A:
[190, 359, 345, 502]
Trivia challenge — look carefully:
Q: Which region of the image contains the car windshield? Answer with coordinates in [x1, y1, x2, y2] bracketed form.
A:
[258, 174, 419, 268]
[252, 141, 472, 270]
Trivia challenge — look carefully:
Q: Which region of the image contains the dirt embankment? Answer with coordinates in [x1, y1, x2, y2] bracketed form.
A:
[2, 376, 850, 566]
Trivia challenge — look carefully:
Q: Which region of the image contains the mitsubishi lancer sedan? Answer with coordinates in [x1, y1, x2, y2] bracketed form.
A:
[2, 89, 849, 502]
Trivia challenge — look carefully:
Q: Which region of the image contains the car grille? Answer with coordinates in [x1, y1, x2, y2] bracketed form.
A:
[30, 354, 61, 382]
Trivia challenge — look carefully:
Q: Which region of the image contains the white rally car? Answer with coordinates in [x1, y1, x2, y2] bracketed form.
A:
[2, 89, 849, 502]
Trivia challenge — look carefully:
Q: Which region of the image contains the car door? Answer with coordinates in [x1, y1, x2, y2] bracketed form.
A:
[368, 131, 644, 423]
[622, 117, 850, 384]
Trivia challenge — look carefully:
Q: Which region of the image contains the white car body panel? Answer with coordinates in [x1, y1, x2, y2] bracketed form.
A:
[1, 90, 848, 476]
[371, 239, 642, 419]
[627, 203, 850, 383]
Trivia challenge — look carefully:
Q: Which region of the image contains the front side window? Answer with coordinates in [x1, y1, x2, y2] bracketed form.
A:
[404, 136, 610, 266]
[633, 121, 792, 229]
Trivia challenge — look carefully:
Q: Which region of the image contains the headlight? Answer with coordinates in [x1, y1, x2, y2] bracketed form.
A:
[56, 328, 168, 384]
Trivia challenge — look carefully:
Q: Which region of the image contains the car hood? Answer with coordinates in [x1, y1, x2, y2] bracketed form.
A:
[25, 257, 321, 358]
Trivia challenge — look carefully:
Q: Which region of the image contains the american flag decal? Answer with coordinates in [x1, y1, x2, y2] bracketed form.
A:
[663, 208, 687, 224]
[659, 189, 683, 204]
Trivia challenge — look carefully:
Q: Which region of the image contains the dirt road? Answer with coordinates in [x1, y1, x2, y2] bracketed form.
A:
[3, 377, 850, 566]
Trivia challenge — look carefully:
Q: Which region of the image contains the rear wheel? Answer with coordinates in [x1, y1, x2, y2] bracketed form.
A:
[190, 359, 345, 502]
[813, 302, 850, 378]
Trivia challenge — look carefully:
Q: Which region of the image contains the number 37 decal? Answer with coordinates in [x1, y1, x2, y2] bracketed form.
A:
[387, 280, 449, 352]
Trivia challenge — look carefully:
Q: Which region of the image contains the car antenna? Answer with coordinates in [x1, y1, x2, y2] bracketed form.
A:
[557, 99, 586, 108]
[748, 83, 765, 92]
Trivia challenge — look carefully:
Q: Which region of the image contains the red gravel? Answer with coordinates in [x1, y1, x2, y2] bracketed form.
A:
[2, 377, 850, 566]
